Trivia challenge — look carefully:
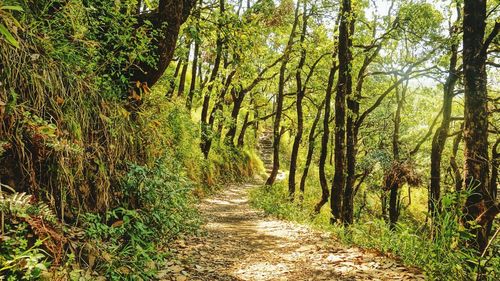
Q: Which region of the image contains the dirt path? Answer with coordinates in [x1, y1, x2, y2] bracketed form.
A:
[160, 132, 423, 280]
[159, 181, 424, 281]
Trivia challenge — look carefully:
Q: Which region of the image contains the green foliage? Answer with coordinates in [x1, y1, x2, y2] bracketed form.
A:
[82, 208, 161, 280]
[205, 144, 264, 186]
[396, 2, 443, 43]
[86, 0, 157, 94]
[0, 191, 58, 224]
[0, 2, 22, 48]
[81, 158, 201, 280]
[0, 189, 57, 280]
[249, 182, 308, 222]
[0, 222, 48, 280]
[121, 159, 201, 239]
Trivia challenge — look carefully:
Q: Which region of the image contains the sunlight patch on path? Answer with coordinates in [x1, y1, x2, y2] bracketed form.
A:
[234, 262, 290, 281]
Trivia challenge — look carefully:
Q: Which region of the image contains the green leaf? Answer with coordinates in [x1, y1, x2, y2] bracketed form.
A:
[0, 23, 19, 48]
[1, 5, 24, 11]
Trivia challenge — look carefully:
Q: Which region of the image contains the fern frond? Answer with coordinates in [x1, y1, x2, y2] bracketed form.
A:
[0, 191, 32, 217]
[0, 191, 57, 223]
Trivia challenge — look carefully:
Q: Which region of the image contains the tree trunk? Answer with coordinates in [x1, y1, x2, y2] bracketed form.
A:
[429, 14, 459, 217]
[342, 30, 380, 227]
[388, 179, 400, 230]
[237, 111, 250, 147]
[167, 59, 183, 97]
[265, 0, 300, 186]
[299, 100, 324, 202]
[388, 82, 404, 230]
[225, 90, 245, 146]
[206, 69, 236, 152]
[381, 190, 388, 221]
[288, 1, 308, 200]
[343, 110, 358, 225]
[132, 0, 195, 87]
[200, 0, 225, 159]
[186, 40, 199, 109]
[187, 1, 201, 109]
[450, 125, 463, 192]
[177, 58, 190, 97]
[462, 0, 491, 251]
[314, 59, 337, 214]
[331, 0, 353, 224]
[486, 139, 499, 239]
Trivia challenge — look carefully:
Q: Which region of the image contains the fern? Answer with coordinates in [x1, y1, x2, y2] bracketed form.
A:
[0, 191, 57, 223]
[0, 192, 32, 216]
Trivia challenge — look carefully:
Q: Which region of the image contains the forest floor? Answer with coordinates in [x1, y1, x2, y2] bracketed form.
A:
[159, 180, 425, 281]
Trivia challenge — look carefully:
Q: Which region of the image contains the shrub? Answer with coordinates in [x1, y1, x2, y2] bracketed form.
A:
[81, 158, 201, 280]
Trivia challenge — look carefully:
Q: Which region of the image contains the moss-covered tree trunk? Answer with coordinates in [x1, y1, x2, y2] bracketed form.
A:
[462, 0, 496, 251]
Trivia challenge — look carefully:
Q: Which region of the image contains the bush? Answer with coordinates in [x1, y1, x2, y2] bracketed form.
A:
[81, 158, 201, 280]
[121, 158, 201, 239]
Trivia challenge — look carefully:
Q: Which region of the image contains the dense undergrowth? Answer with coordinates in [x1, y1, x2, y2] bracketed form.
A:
[250, 182, 500, 280]
[0, 1, 261, 279]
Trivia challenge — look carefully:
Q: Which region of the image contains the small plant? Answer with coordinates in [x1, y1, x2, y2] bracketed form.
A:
[122, 158, 201, 239]
[82, 208, 161, 280]
[0, 222, 49, 280]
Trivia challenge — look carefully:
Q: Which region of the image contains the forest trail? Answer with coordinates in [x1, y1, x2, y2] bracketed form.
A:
[160, 133, 424, 281]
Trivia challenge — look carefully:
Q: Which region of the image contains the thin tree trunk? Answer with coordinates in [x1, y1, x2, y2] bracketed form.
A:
[486, 139, 499, 239]
[177, 57, 190, 97]
[187, 1, 201, 109]
[314, 59, 337, 214]
[343, 104, 358, 224]
[331, 0, 353, 224]
[225, 90, 245, 146]
[388, 82, 405, 230]
[429, 11, 460, 217]
[200, 0, 225, 159]
[206, 69, 236, 152]
[167, 59, 183, 97]
[450, 125, 463, 192]
[225, 57, 282, 146]
[265, 0, 300, 186]
[237, 111, 250, 147]
[299, 100, 324, 202]
[381, 190, 388, 221]
[288, 1, 308, 200]
[186, 40, 199, 108]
